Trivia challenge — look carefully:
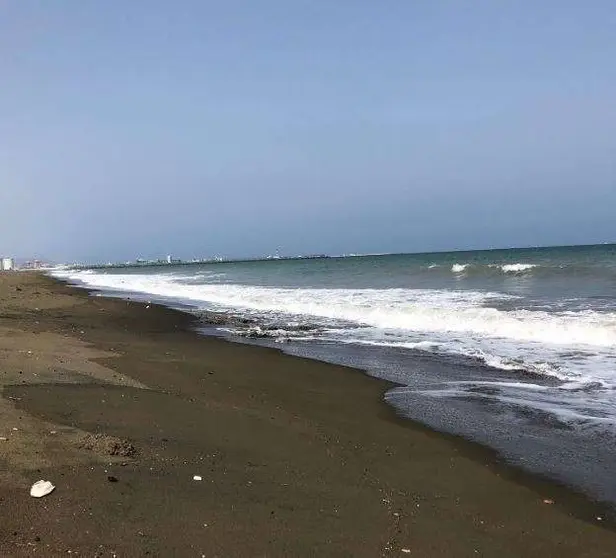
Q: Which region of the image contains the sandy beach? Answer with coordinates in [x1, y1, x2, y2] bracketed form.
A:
[1, 272, 615, 557]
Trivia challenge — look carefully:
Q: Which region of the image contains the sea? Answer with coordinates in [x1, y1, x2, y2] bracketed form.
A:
[53, 244, 616, 506]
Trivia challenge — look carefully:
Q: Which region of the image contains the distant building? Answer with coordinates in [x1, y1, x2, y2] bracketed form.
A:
[21, 260, 43, 270]
[167, 255, 172, 264]
[1, 257, 15, 271]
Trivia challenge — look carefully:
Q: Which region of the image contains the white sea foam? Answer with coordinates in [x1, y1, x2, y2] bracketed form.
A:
[450, 262, 538, 274]
[54, 268, 616, 390]
[451, 263, 468, 273]
[56, 266, 616, 432]
[54, 270, 616, 348]
[500, 263, 537, 273]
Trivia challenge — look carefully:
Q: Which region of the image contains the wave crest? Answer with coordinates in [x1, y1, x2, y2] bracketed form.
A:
[452, 264, 468, 273]
[500, 263, 537, 273]
[51, 267, 616, 393]
[447, 262, 538, 275]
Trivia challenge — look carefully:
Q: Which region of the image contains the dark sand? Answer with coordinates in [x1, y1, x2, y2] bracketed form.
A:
[1, 272, 616, 557]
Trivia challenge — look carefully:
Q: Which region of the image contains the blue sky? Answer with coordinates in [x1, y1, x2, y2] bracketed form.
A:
[1, 1, 615, 262]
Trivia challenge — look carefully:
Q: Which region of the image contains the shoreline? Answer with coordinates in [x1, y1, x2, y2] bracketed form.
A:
[80, 282, 616, 524]
[41, 276, 616, 521]
[1, 272, 616, 556]
[70, 278, 616, 517]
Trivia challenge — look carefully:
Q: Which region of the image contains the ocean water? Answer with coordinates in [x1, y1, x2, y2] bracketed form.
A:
[54, 244, 616, 504]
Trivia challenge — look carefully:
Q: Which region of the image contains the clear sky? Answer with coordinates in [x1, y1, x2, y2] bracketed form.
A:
[1, 1, 615, 262]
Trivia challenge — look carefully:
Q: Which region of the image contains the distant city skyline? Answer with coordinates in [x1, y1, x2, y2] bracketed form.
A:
[47, 241, 616, 269]
[1, 1, 615, 262]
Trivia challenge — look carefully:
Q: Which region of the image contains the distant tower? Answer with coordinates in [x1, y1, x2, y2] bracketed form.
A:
[1, 257, 14, 271]
[166, 255, 172, 264]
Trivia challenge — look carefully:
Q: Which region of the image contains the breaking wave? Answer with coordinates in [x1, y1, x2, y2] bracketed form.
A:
[449, 262, 538, 275]
[53, 268, 616, 391]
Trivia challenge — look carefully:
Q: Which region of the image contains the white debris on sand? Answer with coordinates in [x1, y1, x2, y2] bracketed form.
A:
[30, 480, 55, 498]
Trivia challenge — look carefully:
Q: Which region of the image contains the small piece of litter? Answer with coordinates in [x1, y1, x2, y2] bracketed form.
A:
[193, 475, 202, 481]
[107, 476, 118, 483]
[30, 480, 55, 498]
[597, 517, 603, 521]
[542, 499, 554, 504]
[12, 428, 18, 431]
[401, 550, 411, 554]
[0, 437, 7, 441]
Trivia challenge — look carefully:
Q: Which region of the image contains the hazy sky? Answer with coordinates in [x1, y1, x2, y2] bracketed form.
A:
[1, 1, 615, 262]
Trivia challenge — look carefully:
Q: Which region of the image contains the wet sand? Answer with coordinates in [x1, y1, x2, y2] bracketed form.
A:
[1, 272, 616, 557]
